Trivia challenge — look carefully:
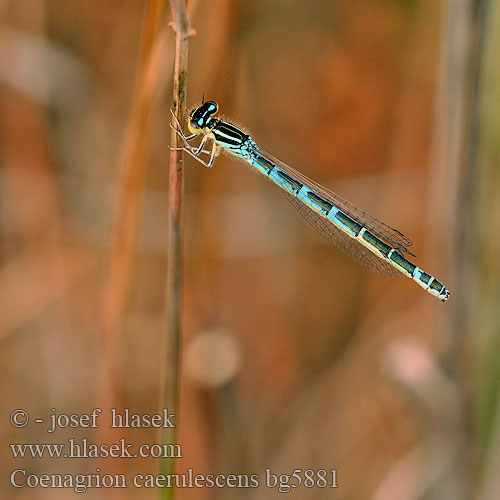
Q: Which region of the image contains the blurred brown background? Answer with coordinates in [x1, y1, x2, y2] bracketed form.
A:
[2, 0, 499, 499]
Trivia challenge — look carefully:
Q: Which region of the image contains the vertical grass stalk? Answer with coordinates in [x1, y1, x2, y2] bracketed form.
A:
[159, 2, 194, 499]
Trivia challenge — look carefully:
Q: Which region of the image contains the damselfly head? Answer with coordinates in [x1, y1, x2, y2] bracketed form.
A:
[188, 101, 219, 135]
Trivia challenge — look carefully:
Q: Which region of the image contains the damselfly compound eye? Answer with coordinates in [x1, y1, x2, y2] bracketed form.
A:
[206, 101, 218, 114]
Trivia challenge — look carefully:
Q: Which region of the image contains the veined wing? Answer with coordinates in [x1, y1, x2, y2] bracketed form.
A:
[254, 147, 416, 257]
[285, 193, 396, 277]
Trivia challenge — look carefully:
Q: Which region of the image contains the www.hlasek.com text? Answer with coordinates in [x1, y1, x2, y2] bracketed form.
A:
[11, 438, 182, 459]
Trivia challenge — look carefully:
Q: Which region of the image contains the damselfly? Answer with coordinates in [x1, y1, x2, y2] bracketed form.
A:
[170, 101, 450, 302]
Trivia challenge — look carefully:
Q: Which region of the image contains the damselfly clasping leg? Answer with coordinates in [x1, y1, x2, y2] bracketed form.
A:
[170, 107, 221, 168]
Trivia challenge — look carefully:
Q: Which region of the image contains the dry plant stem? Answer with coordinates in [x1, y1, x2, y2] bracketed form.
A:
[159, 2, 193, 499]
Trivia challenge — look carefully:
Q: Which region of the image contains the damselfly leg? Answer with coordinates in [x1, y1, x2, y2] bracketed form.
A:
[170, 108, 220, 168]
[176, 139, 219, 168]
[170, 108, 197, 142]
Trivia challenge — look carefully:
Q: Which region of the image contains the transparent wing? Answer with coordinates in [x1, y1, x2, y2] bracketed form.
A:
[285, 193, 397, 278]
[254, 147, 416, 257]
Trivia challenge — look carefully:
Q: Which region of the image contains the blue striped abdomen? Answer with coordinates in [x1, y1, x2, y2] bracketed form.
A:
[246, 154, 450, 301]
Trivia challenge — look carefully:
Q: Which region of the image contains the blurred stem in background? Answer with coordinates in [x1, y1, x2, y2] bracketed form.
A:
[467, 0, 500, 499]
[100, 0, 169, 402]
[432, 0, 476, 497]
[94, 2, 174, 495]
[159, 1, 194, 499]
[438, 0, 500, 498]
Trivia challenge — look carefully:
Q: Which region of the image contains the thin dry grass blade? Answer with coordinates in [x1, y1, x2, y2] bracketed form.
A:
[158, 1, 195, 498]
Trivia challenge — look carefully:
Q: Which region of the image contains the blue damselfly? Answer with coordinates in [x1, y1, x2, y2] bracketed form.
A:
[171, 101, 450, 302]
